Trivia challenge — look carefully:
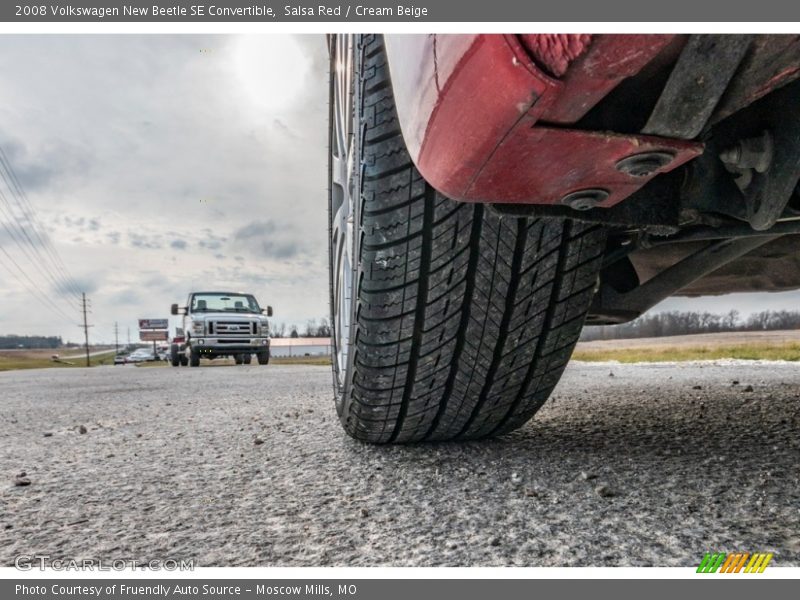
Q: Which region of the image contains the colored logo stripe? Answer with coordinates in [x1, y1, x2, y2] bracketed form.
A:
[697, 553, 726, 573]
[697, 552, 773, 573]
[720, 553, 738, 573]
[745, 553, 773, 573]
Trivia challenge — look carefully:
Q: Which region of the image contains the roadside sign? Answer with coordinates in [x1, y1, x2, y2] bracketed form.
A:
[138, 319, 168, 329]
[139, 330, 168, 342]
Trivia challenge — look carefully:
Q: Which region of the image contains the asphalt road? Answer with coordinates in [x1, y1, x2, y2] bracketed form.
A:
[1, 361, 798, 567]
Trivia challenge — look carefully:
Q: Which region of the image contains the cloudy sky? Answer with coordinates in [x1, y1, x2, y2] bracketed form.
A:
[0, 34, 329, 343]
[0, 34, 798, 344]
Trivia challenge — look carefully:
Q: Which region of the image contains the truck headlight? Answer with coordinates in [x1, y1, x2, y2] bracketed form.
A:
[191, 321, 204, 334]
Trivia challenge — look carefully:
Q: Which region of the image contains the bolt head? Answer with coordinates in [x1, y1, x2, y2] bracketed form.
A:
[616, 151, 675, 177]
[561, 189, 609, 211]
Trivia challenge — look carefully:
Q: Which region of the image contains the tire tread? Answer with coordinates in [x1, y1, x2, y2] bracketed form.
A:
[336, 35, 606, 443]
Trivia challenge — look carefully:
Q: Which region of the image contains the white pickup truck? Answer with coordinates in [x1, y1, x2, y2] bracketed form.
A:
[170, 291, 273, 367]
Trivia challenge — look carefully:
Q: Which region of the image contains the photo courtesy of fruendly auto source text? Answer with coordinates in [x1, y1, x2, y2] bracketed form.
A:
[0, 0, 799, 597]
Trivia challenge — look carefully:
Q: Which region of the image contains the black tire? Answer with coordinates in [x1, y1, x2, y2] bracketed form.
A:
[189, 347, 200, 368]
[170, 344, 180, 367]
[242, 354, 252, 365]
[257, 351, 270, 365]
[179, 354, 188, 367]
[234, 354, 243, 365]
[329, 35, 607, 443]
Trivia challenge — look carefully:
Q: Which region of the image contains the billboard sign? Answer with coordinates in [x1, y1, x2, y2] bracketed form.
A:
[138, 319, 169, 330]
[139, 330, 169, 342]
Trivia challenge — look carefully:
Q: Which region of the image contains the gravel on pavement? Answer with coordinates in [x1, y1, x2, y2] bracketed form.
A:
[1, 361, 798, 567]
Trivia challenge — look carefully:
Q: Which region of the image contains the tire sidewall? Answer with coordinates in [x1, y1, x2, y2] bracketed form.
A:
[328, 34, 363, 420]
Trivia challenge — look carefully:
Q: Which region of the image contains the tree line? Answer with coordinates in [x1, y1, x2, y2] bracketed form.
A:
[581, 309, 800, 341]
[0, 335, 63, 349]
[270, 318, 332, 339]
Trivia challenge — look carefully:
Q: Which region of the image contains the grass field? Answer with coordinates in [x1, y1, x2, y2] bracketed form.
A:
[270, 355, 331, 366]
[5, 332, 797, 371]
[572, 342, 800, 363]
[0, 349, 117, 372]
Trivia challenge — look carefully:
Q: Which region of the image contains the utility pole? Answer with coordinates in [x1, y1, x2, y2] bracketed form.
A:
[114, 321, 119, 355]
[81, 293, 92, 367]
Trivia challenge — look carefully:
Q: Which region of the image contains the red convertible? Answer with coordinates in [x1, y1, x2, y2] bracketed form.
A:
[328, 34, 800, 443]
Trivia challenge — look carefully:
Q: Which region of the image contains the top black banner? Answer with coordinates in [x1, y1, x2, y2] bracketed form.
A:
[5, 0, 800, 22]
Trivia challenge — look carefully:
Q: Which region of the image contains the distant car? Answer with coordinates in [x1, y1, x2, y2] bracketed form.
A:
[113, 355, 127, 365]
[127, 349, 155, 363]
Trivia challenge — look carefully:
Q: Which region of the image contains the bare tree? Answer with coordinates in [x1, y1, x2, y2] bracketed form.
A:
[316, 317, 332, 338]
[581, 309, 800, 341]
[304, 319, 318, 337]
[723, 310, 740, 330]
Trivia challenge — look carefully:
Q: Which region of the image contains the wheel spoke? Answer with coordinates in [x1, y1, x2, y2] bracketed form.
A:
[329, 34, 357, 390]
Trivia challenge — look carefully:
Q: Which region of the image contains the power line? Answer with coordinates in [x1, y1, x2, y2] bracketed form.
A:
[0, 243, 79, 324]
[0, 188, 83, 304]
[0, 145, 84, 295]
[0, 145, 84, 301]
[0, 194, 82, 310]
[0, 142, 88, 334]
[0, 191, 83, 304]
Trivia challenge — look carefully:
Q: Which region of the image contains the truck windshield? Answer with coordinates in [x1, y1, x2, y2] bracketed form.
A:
[191, 293, 261, 313]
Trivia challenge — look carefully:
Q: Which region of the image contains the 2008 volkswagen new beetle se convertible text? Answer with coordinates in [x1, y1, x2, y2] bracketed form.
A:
[327, 34, 800, 443]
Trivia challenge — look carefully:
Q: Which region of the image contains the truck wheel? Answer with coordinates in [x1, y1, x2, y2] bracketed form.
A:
[179, 354, 188, 367]
[242, 354, 252, 365]
[170, 344, 180, 367]
[257, 351, 269, 365]
[189, 348, 200, 367]
[328, 35, 607, 443]
[234, 354, 243, 365]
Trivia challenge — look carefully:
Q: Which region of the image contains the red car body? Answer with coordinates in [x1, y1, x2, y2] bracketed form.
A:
[383, 34, 796, 209]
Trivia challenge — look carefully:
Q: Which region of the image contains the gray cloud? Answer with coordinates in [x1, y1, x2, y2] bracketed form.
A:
[234, 220, 277, 240]
[60, 215, 102, 233]
[170, 239, 188, 250]
[198, 239, 223, 250]
[53, 275, 98, 295]
[233, 219, 302, 259]
[1, 136, 90, 192]
[128, 232, 162, 249]
[108, 288, 144, 306]
[255, 240, 300, 259]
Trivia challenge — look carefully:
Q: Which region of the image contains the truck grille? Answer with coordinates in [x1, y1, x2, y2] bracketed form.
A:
[211, 321, 255, 335]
